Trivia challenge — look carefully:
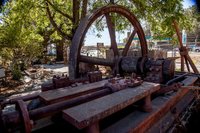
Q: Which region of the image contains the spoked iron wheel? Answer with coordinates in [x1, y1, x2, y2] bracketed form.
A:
[69, 5, 148, 79]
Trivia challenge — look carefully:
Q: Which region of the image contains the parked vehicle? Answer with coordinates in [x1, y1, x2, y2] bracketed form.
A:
[193, 46, 200, 52]
[187, 44, 196, 51]
[172, 47, 179, 51]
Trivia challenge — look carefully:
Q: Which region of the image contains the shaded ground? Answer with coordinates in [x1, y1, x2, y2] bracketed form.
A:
[186, 99, 200, 133]
[0, 64, 68, 99]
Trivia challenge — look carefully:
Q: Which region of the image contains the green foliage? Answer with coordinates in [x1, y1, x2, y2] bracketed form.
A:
[0, 0, 194, 72]
[184, 6, 200, 35]
[12, 64, 22, 80]
[0, 0, 45, 72]
[88, 0, 189, 43]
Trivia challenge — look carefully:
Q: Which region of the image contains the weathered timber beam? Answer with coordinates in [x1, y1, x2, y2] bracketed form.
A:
[1, 88, 111, 131]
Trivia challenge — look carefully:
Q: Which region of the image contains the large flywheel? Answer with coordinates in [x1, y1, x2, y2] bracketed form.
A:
[69, 5, 148, 79]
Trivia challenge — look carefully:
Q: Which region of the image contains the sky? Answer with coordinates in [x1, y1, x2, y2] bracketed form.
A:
[183, 0, 195, 8]
[85, 0, 196, 46]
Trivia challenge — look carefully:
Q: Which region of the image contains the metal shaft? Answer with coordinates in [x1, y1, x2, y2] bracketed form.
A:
[29, 89, 111, 120]
[1, 88, 112, 132]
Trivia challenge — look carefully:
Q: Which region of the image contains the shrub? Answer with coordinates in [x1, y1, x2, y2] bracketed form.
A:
[12, 65, 22, 80]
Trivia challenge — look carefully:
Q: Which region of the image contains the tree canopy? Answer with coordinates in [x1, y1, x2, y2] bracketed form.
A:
[0, 0, 199, 76]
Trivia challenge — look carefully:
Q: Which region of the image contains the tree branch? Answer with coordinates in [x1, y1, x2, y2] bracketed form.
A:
[45, 2, 72, 40]
[81, 0, 88, 19]
[73, 0, 80, 26]
[110, 0, 114, 4]
[45, 0, 73, 21]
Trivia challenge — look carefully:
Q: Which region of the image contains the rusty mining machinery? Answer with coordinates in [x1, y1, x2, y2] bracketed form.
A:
[1, 4, 200, 133]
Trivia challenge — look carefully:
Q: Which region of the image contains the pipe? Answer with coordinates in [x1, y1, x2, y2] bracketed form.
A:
[29, 89, 111, 120]
[166, 73, 188, 85]
[1, 93, 40, 107]
[79, 55, 113, 66]
[1, 88, 111, 131]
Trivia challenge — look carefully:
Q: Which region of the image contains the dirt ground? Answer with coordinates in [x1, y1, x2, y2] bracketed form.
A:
[0, 64, 68, 99]
[167, 51, 200, 71]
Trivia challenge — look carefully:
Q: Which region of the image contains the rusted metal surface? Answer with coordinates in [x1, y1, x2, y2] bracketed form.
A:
[120, 56, 174, 78]
[122, 30, 137, 56]
[131, 76, 198, 133]
[185, 52, 199, 73]
[0, 100, 5, 133]
[142, 95, 152, 112]
[102, 76, 197, 133]
[1, 4, 200, 133]
[105, 75, 143, 92]
[0, 88, 112, 132]
[2, 77, 146, 133]
[39, 80, 108, 104]
[155, 83, 182, 95]
[62, 82, 160, 129]
[173, 20, 199, 74]
[185, 56, 191, 72]
[1, 93, 39, 107]
[88, 71, 102, 83]
[105, 13, 119, 57]
[16, 100, 32, 133]
[148, 91, 194, 133]
[41, 74, 89, 92]
[1, 111, 22, 132]
[163, 59, 175, 82]
[69, 5, 148, 79]
[166, 73, 188, 85]
[181, 56, 185, 72]
[102, 90, 194, 133]
[1, 75, 142, 133]
[105, 78, 128, 92]
[145, 59, 164, 83]
[30, 89, 111, 120]
[39, 76, 142, 104]
[41, 83, 54, 92]
[85, 122, 100, 133]
[1, 78, 159, 133]
[144, 59, 175, 83]
[31, 77, 144, 121]
[135, 76, 197, 133]
[79, 55, 113, 66]
[126, 77, 143, 88]
[52, 75, 71, 89]
[121, 57, 141, 73]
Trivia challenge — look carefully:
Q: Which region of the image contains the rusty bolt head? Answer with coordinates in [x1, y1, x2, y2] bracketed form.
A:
[155, 68, 160, 72]
[131, 73, 136, 78]
[137, 77, 142, 81]
[108, 78, 116, 84]
[149, 67, 154, 71]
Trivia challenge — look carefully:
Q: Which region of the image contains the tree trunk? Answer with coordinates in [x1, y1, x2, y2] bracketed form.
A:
[73, 0, 80, 26]
[63, 43, 68, 65]
[43, 45, 48, 64]
[81, 0, 88, 19]
[56, 43, 64, 61]
[72, 0, 80, 35]
[195, 35, 198, 45]
[110, 0, 114, 4]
